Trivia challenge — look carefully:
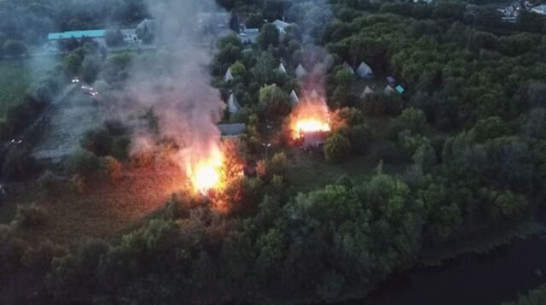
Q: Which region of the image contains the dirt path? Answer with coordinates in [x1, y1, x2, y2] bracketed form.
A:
[31, 89, 102, 163]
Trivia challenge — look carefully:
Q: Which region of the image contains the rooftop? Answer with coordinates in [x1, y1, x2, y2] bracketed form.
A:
[48, 29, 107, 40]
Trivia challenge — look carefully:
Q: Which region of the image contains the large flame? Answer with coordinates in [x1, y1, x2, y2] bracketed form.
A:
[189, 148, 224, 194]
[290, 96, 331, 140]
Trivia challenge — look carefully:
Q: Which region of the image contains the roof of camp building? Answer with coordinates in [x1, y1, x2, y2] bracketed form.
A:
[48, 29, 107, 40]
[361, 86, 374, 98]
[228, 93, 241, 114]
[218, 123, 246, 136]
[395, 85, 405, 94]
[272, 19, 291, 29]
[224, 67, 234, 81]
[279, 63, 287, 74]
[289, 90, 299, 105]
[356, 62, 373, 75]
[295, 64, 307, 77]
[532, 4, 546, 14]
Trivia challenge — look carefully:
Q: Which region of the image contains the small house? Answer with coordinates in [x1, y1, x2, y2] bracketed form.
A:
[289, 90, 300, 105]
[386, 76, 396, 85]
[272, 19, 291, 35]
[295, 64, 308, 79]
[48, 29, 108, 47]
[279, 63, 287, 74]
[224, 67, 234, 82]
[218, 123, 246, 138]
[384, 85, 395, 95]
[356, 61, 373, 79]
[342, 62, 354, 74]
[395, 85, 405, 94]
[227, 93, 241, 114]
[360, 86, 374, 98]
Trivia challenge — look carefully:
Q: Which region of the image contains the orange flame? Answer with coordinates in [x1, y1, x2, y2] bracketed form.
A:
[189, 148, 224, 194]
[290, 96, 331, 140]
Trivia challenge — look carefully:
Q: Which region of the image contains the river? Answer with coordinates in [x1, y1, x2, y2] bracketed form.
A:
[342, 235, 546, 305]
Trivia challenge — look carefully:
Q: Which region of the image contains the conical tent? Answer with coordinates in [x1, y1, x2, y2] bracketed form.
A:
[310, 89, 319, 99]
[342, 62, 354, 74]
[295, 64, 307, 78]
[356, 61, 373, 79]
[279, 63, 287, 74]
[224, 67, 234, 82]
[289, 90, 299, 105]
[383, 85, 395, 95]
[360, 86, 374, 98]
[228, 93, 241, 114]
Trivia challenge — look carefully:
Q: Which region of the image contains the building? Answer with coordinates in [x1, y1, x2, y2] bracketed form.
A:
[227, 93, 241, 114]
[360, 86, 374, 98]
[121, 29, 139, 44]
[218, 123, 246, 138]
[289, 90, 300, 105]
[356, 61, 373, 79]
[224, 67, 234, 82]
[295, 64, 308, 79]
[342, 62, 354, 74]
[384, 85, 395, 95]
[48, 29, 108, 47]
[531, 4, 546, 15]
[279, 63, 287, 74]
[272, 19, 291, 35]
[301, 131, 328, 149]
[238, 28, 259, 44]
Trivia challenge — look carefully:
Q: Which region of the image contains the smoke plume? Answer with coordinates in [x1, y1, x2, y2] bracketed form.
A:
[124, 0, 225, 172]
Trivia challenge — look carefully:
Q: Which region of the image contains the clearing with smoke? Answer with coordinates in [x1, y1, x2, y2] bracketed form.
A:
[1, 0, 546, 305]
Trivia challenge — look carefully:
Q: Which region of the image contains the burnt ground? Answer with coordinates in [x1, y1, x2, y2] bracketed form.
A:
[31, 87, 102, 164]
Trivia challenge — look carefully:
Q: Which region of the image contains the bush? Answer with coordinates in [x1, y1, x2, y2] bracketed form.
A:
[324, 133, 351, 163]
[12, 203, 48, 229]
[38, 170, 65, 195]
[270, 152, 287, 175]
[101, 156, 122, 180]
[349, 124, 373, 154]
[21, 240, 66, 270]
[2, 149, 38, 181]
[3, 39, 26, 56]
[66, 150, 101, 177]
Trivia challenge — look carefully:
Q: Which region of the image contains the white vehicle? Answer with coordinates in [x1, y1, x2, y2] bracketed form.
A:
[71, 77, 80, 83]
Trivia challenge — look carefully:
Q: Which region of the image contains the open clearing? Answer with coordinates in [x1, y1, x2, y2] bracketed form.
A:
[0, 167, 186, 246]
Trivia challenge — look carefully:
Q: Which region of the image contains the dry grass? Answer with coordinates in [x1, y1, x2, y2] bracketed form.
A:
[2, 167, 187, 247]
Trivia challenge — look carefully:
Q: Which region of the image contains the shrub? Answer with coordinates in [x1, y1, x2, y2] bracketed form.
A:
[38, 170, 65, 195]
[12, 203, 48, 229]
[324, 133, 351, 163]
[2, 149, 38, 181]
[66, 150, 101, 177]
[270, 152, 287, 175]
[101, 156, 122, 180]
[21, 240, 66, 270]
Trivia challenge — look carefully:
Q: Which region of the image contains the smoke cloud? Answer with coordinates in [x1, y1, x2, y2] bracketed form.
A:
[122, 0, 226, 172]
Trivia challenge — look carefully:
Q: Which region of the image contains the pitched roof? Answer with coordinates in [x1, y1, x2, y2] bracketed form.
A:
[218, 123, 246, 136]
[342, 62, 354, 74]
[279, 63, 287, 74]
[224, 67, 234, 82]
[295, 64, 307, 78]
[228, 93, 241, 114]
[48, 29, 107, 40]
[395, 85, 405, 94]
[360, 86, 374, 98]
[289, 90, 299, 105]
[272, 19, 291, 32]
[356, 61, 373, 78]
[384, 85, 395, 95]
[310, 89, 320, 100]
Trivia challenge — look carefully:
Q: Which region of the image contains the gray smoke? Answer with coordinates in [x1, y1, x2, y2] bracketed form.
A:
[124, 0, 225, 167]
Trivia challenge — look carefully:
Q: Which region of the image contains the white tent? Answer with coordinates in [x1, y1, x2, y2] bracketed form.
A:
[279, 63, 287, 74]
[310, 89, 320, 100]
[289, 90, 299, 105]
[224, 67, 234, 82]
[383, 85, 395, 95]
[356, 61, 373, 79]
[342, 62, 354, 74]
[360, 86, 374, 98]
[295, 64, 307, 79]
[228, 93, 241, 114]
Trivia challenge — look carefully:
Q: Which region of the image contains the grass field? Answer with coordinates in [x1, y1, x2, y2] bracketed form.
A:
[0, 58, 31, 120]
[0, 167, 186, 247]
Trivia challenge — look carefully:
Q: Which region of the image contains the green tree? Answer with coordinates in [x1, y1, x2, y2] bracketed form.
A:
[3, 40, 26, 56]
[257, 23, 280, 50]
[324, 133, 351, 163]
[258, 84, 290, 118]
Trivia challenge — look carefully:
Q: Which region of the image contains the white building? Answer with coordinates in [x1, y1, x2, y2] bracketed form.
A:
[531, 4, 546, 15]
[272, 19, 291, 35]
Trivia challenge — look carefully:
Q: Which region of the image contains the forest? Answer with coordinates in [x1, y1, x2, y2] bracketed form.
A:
[1, 0, 546, 304]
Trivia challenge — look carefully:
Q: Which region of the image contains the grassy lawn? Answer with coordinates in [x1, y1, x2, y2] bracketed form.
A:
[0, 58, 31, 120]
[284, 144, 408, 193]
[0, 167, 186, 247]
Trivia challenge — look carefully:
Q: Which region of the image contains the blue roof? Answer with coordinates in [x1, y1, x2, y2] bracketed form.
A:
[48, 29, 107, 40]
[395, 85, 405, 94]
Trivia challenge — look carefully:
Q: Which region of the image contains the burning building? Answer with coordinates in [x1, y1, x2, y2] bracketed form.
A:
[289, 91, 332, 149]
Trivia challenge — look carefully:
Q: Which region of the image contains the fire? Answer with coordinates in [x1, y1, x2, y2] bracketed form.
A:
[189, 148, 224, 194]
[290, 95, 331, 140]
[294, 119, 331, 139]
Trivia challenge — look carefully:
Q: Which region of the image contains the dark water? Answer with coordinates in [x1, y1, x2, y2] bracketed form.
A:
[343, 235, 546, 305]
